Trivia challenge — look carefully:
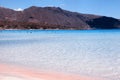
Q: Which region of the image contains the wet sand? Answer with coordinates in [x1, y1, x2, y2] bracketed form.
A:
[0, 63, 108, 80]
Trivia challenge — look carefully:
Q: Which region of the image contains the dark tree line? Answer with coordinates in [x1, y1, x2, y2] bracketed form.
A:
[0, 21, 78, 30]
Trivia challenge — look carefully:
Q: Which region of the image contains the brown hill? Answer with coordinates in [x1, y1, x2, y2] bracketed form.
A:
[0, 6, 120, 30]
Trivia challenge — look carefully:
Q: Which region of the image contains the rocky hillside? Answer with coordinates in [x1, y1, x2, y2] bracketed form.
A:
[0, 6, 120, 30]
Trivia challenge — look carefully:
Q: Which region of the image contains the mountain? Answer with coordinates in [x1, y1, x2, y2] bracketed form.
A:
[0, 6, 120, 30]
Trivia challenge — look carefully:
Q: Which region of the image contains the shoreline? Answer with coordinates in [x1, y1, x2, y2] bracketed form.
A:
[0, 63, 108, 80]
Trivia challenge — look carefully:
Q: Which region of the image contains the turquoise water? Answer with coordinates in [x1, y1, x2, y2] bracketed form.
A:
[0, 30, 120, 80]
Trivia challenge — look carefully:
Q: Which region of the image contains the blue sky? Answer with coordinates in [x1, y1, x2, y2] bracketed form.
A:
[0, 0, 120, 18]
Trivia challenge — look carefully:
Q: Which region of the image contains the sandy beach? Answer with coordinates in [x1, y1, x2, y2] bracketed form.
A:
[0, 63, 108, 80]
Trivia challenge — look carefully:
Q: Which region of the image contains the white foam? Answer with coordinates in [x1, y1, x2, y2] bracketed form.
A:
[0, 75, 45, 80]
[0, 75, 26, 80]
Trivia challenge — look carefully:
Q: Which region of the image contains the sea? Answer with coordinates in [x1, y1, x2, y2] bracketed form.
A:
[0, 30, 120, 80]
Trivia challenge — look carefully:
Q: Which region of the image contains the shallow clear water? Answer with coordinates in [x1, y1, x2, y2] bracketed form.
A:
[0, 30, 120, 80]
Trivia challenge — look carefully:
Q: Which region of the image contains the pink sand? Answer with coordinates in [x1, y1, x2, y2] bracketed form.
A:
[0, 64, 107, 80]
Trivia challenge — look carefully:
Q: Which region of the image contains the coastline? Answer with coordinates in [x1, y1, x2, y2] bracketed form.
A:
[0, 63, 108, 80]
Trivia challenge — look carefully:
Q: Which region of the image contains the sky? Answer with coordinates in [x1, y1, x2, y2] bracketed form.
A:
[0, 0, 120, 19]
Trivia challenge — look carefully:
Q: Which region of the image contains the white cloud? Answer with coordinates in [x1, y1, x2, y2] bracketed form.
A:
[14, 8, 23, 11]
[60, 4, 65, 6]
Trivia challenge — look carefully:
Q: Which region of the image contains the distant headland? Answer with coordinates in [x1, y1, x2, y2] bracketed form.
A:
[0, 6, 120, 30]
